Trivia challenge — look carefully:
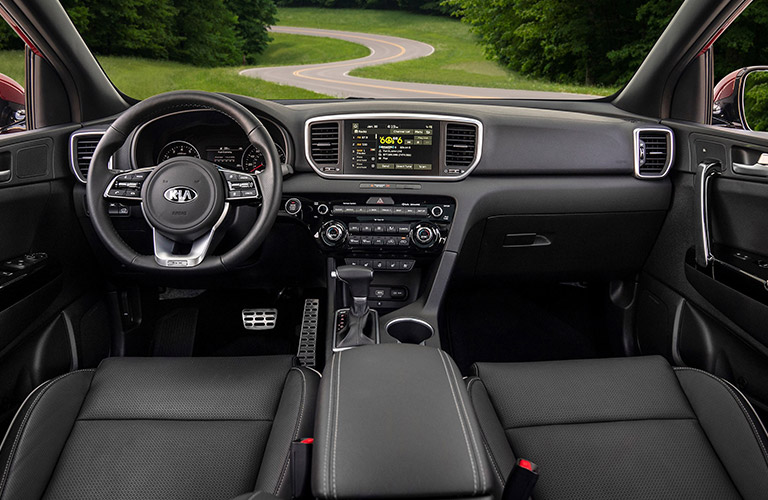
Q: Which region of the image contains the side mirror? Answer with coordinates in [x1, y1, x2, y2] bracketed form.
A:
[0, 73, 25, 133]
[713, 66, 768, 131]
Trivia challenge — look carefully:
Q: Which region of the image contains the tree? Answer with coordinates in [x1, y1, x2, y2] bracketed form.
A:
[226, 0, 278, 63]
[171, 0, 243, 66]
[61, 0, 179, 59]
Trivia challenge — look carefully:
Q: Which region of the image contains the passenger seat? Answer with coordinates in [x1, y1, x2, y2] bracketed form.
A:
[467, 356, 768, 499]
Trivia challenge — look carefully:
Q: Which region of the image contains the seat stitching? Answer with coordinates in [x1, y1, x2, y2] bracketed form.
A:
[332, 351, 342, 500]
[0, 369, 94, 497]
[323, 354, 336, 497]
[674, 367, 768, 465]
[503, 416, 697, 431]
[274, 368, 307, 496]
[466, 378, 505, 486]
[438, 350, 478, 495]
[447, 354, 486, 493]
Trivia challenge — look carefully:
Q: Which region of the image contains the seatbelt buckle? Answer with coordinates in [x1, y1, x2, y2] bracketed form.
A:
[291, 438, 314, 499]
[501, 458, 539, 500]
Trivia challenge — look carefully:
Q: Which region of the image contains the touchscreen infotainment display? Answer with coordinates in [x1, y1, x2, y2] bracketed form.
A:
[346, 119, 439, 175]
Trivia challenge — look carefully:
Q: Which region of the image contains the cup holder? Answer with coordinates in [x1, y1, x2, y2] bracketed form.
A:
[385, 318, 434, 345]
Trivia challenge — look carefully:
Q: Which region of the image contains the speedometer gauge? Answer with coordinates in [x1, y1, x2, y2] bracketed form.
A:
[241, 143, 286, 173]
[158, 141, 200, 163]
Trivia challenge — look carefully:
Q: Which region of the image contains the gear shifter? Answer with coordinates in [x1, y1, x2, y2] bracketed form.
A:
[333, 265, 378, 348]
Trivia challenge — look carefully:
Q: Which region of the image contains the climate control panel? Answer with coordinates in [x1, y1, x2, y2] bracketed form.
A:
[281, 194, 455, 258]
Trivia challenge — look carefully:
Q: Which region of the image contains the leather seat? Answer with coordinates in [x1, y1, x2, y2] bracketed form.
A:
[467, 356, 768, 500]
[0, 356, 318, 500]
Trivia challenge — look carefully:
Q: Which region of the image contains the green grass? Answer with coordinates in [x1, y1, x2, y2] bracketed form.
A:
[0, 32, 369, 100]
[0, 50, 25, 85]
[277, 8, 618, 96]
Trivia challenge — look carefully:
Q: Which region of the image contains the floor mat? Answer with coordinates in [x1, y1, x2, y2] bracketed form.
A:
[445, 283, 612, 375]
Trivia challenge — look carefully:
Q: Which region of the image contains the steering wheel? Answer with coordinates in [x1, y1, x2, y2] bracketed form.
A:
[86, 91, 282, 273]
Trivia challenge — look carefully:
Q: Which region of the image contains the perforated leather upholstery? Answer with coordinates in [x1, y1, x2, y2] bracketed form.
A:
[0, 356, 318, 500]
[469, 356, 768, 500]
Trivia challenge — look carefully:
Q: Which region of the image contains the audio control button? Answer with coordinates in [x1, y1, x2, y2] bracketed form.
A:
[430, 206, 444, 218]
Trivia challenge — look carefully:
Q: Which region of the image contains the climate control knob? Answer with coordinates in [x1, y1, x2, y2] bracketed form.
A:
[319, 220, 347, 247]
[412, 223, 441, 249]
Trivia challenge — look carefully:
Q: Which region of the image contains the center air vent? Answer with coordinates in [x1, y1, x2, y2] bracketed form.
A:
[445, 123, 478, 171]
[309, 121, 340, 171]
[634, 128, 673, 179]
[70, 132, 105, 183]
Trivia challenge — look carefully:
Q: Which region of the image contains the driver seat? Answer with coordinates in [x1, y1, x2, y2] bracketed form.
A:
[0, 356, 318, 500]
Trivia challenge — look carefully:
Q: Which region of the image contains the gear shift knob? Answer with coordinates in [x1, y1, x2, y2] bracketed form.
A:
[334, 265, 374, 317]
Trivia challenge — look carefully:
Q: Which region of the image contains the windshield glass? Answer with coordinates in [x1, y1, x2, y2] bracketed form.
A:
[49, 1, 693, 100]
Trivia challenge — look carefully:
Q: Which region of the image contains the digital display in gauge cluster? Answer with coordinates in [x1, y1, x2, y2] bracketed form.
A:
[346, 119, 439, 175]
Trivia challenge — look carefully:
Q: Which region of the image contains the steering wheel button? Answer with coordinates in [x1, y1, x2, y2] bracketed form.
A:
[109, 189, 125, 197]
[229, 190, 242, 198]
[125, 190, 140, 198]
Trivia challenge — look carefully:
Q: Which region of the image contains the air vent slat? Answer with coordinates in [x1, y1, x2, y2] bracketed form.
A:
[71, 133, 106, 182]
[635, 129, 672, 178]
[445, 123, 478, 169]
[309, 122, 339, 165]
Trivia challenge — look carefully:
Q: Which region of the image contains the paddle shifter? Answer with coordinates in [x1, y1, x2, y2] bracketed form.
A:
[333, 265, 378, 349]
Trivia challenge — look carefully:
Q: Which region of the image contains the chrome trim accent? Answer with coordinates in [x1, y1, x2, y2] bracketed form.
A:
[103, 166, 155, 200]
[633, 126, 674, 179]
[144, 203, 230, 268]
[384, 317, 435, 346]
[712, 257, 768, 291]
[304, 113, 483, 181]
[130, 108, 292, 170]
[69, 129, 114, 184]
[698, 161, 722, 266]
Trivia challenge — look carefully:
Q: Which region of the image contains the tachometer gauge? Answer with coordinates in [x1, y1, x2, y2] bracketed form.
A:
[241, 143, 286, 173]
[157, 141, 200, 163]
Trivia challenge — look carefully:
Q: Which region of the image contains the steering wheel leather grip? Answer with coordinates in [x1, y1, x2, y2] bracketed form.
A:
[85, 90, 283, 274]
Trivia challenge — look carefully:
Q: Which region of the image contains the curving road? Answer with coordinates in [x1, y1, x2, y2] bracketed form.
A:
[241, 26, 595, 99]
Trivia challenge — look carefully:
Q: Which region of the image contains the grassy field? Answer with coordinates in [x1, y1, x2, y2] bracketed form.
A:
[0, 32, 370, 100]
[277, 8, 618, 96]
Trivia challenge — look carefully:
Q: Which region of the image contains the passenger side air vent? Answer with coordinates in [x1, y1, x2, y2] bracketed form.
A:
[634, 128, 673, 179]
[309, 121, 340, 172]
[70, 132, 105, 183]
[445, 122, 478, 172]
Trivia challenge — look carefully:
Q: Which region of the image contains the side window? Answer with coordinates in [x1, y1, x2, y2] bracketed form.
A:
[712, 2, 768, 132]
[0, 15, 27, 134]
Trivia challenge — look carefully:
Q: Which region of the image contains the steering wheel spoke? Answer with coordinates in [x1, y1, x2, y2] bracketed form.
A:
[103, 167, 155, 201]
[221, 169, 261, 202]
[151, 203, 230, 267]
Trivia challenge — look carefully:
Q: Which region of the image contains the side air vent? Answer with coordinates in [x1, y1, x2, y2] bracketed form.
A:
[70, 132, 105, 183]
[309, 121, 340, 171]
[634, 128, 673, 179]
[445, 123, 478, 171]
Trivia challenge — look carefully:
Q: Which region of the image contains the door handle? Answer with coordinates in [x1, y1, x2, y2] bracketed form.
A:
[694, 161, 723, 267]
[733, 153, 768, 177]
[0, 169, 10, 182]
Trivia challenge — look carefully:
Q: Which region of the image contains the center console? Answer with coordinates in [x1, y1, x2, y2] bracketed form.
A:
[282, 193, 455, 309]
[312, 344, 493, 499]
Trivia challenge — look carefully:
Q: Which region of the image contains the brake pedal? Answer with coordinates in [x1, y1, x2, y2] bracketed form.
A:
[242, 308, 278, 330]
[297, 299, 320, 367]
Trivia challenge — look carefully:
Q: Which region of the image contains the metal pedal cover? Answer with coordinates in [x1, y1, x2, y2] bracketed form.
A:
[242, 308, 278, 330]
[297, 299, 320, 367]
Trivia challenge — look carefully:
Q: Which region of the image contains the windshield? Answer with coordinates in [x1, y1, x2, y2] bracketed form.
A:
[52, 1, 693, 100]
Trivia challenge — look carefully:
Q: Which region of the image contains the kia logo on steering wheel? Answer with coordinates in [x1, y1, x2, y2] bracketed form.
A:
[163, 186, 198, 204]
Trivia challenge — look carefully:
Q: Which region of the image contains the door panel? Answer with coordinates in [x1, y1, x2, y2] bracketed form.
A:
[0, 126, 111, 430]
[637, 123, 768, 419]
